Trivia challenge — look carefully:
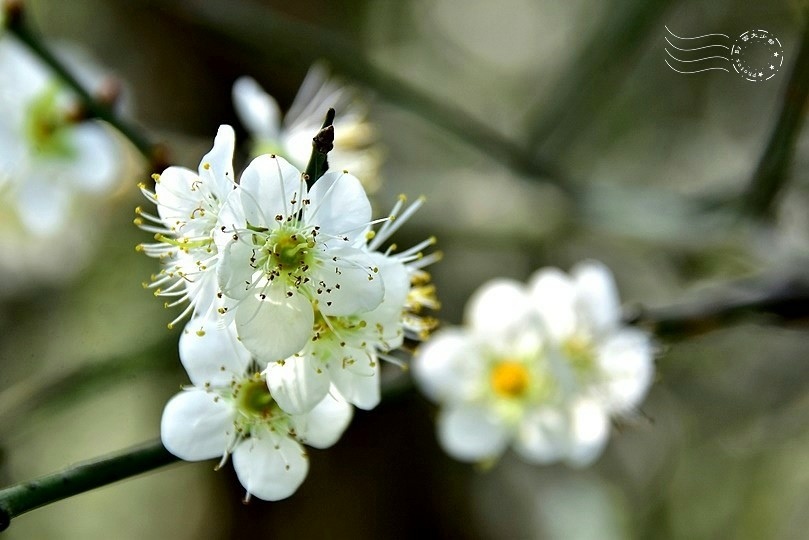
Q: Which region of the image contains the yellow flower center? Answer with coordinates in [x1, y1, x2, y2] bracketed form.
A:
[490, 360, 530, 398]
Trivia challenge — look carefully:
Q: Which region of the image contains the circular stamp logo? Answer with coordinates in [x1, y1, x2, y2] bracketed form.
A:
[730, 29, 784, 82]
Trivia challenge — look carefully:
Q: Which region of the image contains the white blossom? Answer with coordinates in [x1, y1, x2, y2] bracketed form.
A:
[214, 155, 386, 364]
[232, 65, 381, 192]
[413, 261, 653, 467]
[161, 318, 353, 502]
[0, 36, 126, 293]
[261, 195, 441, 413]
[137, 125, 237, 329]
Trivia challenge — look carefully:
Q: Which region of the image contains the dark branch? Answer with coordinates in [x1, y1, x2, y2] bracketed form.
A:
[627, 271, 809, 339]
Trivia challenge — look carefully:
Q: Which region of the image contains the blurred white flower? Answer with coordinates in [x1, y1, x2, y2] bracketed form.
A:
[413, 261, 653, 467]
[214, 155, 386, 364]
[0, 36, 126, 293]
[161, 318, 353, 502]
[233, 65, 381, 192]
[137, 125, 237, 329]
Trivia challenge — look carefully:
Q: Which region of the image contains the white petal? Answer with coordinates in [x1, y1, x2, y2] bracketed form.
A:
[232, 432, 309, 501]
[235, 285, 314, 363]
[360, 256, 410, 349]
[217, 238, 258, 300]
[197, 124, 235, 194]
[529, 268, 577, 342]
[327, 359, 380, 410]
[67, 122, 119, 192]
[291, 389, 353, 449]
[232, 77, 282, 141]
[369, 252, 411, 321]
[15, 177, 71, 235]
[155, 166, 199, 224]
[513, 408, 569, 464]
[437, 404, 510, 462]
[305, 171, 371, 241]
[179, 319, 251, 387]
[161, 389, 234, 461]
[238, 154, 303, 226]
[572, 260, 621, 336]
[466, 278, 533, 337]
[266, 355, 331, 415]
[313, 246, 384, 316]
[412, 329, 475, 403]
[566, 399, 610, 467]
[597, 328, 654, 414]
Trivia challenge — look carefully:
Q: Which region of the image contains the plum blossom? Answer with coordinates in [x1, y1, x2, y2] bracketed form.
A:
[137, 125, 237, 329]
[0, 36, 126, 293]
[161, 318, 353, 502]
[232, 65, 381, 192]
[413, 261, 653, 467]
[214, 155, 386, 363]
[261, 195, 440, 413]
[139, 125, 439, 415]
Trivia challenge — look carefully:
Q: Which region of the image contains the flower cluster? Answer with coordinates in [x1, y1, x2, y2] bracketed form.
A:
[139, 125, 438, 500]
[413, 261, 653, 467]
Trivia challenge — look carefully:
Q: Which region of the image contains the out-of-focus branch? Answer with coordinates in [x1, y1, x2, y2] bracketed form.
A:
[155, 0, 566, 186]
[627, 271, 809, 339]
[523, 0, 674, 153]
[0, 440, 178, 532]
[742, 14, 809, 219]
[4, 2, 163, 167]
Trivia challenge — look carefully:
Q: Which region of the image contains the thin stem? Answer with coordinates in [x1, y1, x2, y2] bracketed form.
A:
[742, 14, 809, 219]
[157, 0, 565, 186]
[5, 6, 158, 164]
[0, 440, 178, 531]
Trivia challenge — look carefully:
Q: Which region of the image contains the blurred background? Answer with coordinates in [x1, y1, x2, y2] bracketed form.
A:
[1, 0, 809, 538]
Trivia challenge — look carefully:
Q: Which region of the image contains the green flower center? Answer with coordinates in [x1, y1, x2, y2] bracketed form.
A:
[24, 84, 75, 158]
[562, 336, 597, 378]
[235, 376, 277, 419]
[252, 226, 316, 281]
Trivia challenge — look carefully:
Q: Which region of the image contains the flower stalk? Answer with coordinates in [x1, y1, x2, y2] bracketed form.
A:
[0, 440, 178, 532]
